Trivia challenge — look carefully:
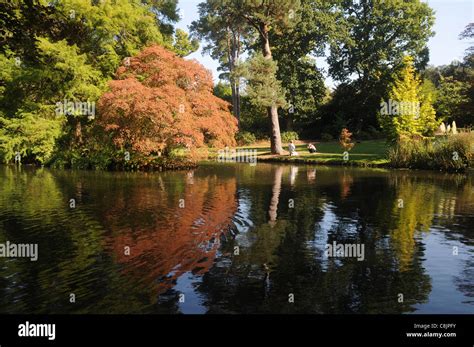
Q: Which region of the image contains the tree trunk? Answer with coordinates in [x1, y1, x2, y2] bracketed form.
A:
[231, 79, 241, 126]
[229, 31, 241, 127]
[231, 82, 239, 124]
[235, 85, 241, 128]
[268, 106, 283, 154]
[75, 119, 83, 145]
[235, 83, 241, 123]
[260, 24, 283, 155]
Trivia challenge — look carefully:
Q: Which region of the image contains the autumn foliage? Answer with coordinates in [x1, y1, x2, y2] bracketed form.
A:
[339, 128, 355, 151]
[97, 45, 237, 158]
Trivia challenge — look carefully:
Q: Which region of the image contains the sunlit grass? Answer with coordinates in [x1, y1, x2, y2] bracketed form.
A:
[237, 139, 390, 166]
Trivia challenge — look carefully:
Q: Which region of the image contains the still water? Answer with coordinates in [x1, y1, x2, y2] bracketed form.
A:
[0, 163, 472, 314]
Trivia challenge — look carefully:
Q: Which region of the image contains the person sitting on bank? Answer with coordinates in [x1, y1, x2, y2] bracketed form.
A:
[307, 143, 317, 153]
[288, 140, 298, 156]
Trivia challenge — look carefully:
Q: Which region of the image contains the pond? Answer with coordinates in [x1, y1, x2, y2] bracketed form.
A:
[0, 163, 473, 314]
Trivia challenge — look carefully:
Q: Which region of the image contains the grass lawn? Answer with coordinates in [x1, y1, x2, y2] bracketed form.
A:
[238, 139, 390, 167]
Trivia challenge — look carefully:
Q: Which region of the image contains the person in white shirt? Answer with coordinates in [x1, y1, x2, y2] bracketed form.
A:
[288, 140, 298, 156]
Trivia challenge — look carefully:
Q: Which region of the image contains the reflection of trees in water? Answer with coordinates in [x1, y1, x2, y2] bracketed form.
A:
[0, 167, 238, 313]
[199, 166, 439, 313]
[0, 165, 472, 313]
[387, 176, 435, 271]
[339, 169, 354, 199]
[268, 166, 283, 226]
[101, 172, 238, 302]
[454, 175, 474, 216]
[432, 174, 473, 226]
[315, 170, 433, 312]
[455, 257, 474, 302]
[384, 172, 474, 304]
[0, 167, 110, 313]
[429, 174, 474, 302]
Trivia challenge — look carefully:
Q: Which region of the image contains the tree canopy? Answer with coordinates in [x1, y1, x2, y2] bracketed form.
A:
[324, 0, 435, 132]
[378, 56, 437, 141]
[97, 45, 237, 157]
[0, 0, 198, 165]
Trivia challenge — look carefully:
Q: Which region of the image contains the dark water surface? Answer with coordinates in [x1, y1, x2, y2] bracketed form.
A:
[0, 164, 473, 314]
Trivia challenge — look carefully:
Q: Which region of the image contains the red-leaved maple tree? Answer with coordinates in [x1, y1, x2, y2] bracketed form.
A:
[98, 45, 237, 157]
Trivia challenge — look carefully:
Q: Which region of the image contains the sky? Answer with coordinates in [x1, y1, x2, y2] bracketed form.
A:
[176, 0, 474, 87]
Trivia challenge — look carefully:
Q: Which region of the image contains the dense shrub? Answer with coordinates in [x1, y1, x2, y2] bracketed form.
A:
[235, 131, 257, 146]
[281, 131, 299, 143]
[49, 146, 196, 171]
[388, 132, 474, 171]
[49, 149, 113, 170]
[356, 126, 383, 140]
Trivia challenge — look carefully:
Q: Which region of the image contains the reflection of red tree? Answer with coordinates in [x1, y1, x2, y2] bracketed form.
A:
[340, 171, 354, 199]
[104, 176, 237, 296]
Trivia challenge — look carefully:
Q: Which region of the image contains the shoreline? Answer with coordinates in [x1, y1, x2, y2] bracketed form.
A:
[254, 154, 389, 168]
[205, 157, 474, 173]
[2, 160, 472, 174]
[219, 138, 473, 173]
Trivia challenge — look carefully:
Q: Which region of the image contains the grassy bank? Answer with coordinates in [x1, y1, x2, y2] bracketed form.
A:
[215, 134, 473, 172]
[235, 140, 390, 167]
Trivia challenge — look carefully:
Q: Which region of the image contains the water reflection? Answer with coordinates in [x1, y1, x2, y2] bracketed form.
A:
[103, 172, 237, 298]
[0, 164, 472, 314]
[268, 166, 283, 226]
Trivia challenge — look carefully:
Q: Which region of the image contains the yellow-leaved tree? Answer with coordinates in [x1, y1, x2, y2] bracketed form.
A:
[378, 56, 438, 141]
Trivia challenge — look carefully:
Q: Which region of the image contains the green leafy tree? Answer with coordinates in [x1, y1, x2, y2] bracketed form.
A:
[327, 0, 435, 131]
[229, 0, 301, 154]
[0, 0, 178, 76]
[434, 76, 469, 123]
[173, 29, 199, 57]
[271, 0, 339, 132]
[0, 38, 103, 163]
[242, 54, 287, 111]
[213, 81, 233, 103]
[141, 0, 180, 36]
[329, 0, 434, 82]
[458, 23, 474, 126]
[378, 56, 437, 141]
[459, 23, 474, 56]
[276, 55, 326, 132]
[191, 0, 250, 124]
[0, 0, 186, 164]
[0, 111, 63, 164]
[422, 23, 474, 129]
